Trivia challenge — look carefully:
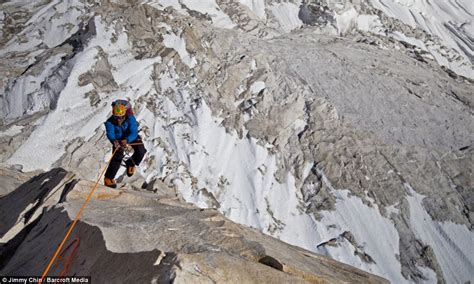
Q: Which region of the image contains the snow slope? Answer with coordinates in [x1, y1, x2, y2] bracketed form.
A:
[7, 17, 160, 170]
[298, 0, 473, 78]
[369, 0, 474, 78]
[269, 1, 303, 33]
[136, 64, 416, 283]
[407, 186, 474, 283]
[239, 0, 266, 19]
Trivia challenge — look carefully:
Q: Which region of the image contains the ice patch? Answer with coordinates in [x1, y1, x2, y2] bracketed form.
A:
[406, 186, 474, 283]
[293, 118, 306, 132]
[250, 59, 257, 70]
[0, 125, 24, 137]
[239, 0, 266, 19]
[7, 48, 99, 171]
[180, 0, 235, 29]
[417, 266, 438, 284]
[318, 184, 404, 282]
[163, 32, 197, 68]
[335, 7, 358, 35]
[269, 1, 303, 33]
[385, 203, 400, 217]
[0, 11, 4, 38]
[249, 81, 265, 94]
[356, 14, 384, 33]
[391, 31, 428, 51]
[0, 0, 86, 55]
[3, 52, 66, 121]
[369, 0, 474, 78]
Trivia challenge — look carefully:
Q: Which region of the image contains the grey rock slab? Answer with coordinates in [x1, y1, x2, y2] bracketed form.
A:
[0, 169, 388, 283]
[0, 166, 36, 197]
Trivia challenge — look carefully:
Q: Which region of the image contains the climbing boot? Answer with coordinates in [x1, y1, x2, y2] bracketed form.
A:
[126, 159, 135, 177]
[104, 177, 117, 188]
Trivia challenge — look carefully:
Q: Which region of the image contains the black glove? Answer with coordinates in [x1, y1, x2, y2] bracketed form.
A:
[120, 139, 132, 151]
[120, 139, 128, 147]
[113, 140, 120, 149]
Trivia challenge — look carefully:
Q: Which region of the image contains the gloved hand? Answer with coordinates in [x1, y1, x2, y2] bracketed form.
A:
[113, 140, 120, 149]
[120, 139, 131, 151]
[120, 139, 128, 147]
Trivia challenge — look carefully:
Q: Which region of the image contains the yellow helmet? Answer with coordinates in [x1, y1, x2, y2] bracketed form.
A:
[113, 103, 127, 117]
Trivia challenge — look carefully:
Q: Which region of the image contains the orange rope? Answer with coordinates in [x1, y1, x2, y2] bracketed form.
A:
[119, 142, 144, 156]
[40, 147, 119, 281]
[128, 142, 143, 145]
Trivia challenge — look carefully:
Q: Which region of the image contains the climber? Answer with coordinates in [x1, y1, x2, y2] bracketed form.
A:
[103, 99, 147, 188]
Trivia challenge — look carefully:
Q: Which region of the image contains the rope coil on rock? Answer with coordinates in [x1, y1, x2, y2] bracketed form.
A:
[57, 237, 81, 277]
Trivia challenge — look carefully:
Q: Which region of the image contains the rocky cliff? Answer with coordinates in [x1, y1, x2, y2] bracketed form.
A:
[0, 166, 387, 283]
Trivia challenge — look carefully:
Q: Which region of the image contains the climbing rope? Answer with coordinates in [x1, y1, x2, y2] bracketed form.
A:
[40, 147, 120, 281]
[40, 141, 145, 280]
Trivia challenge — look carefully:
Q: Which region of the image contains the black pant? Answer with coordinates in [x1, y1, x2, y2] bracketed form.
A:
[105, 137, 147, 179]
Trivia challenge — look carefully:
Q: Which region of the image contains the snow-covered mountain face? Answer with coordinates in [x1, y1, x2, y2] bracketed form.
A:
[0, 0, 473, 283]
[300, 0, 474, 79]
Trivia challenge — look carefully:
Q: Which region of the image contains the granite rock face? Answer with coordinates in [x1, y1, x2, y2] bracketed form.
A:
[0, 167, 387, 283]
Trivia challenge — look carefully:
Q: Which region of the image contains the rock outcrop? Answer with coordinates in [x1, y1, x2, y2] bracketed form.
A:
[0, 167, 387, 283]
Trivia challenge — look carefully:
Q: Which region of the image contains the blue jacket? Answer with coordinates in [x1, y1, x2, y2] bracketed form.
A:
[105, 115, 138, 143]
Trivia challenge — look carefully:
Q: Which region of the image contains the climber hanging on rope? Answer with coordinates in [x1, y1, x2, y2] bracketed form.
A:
[103, 99, 147, 188]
